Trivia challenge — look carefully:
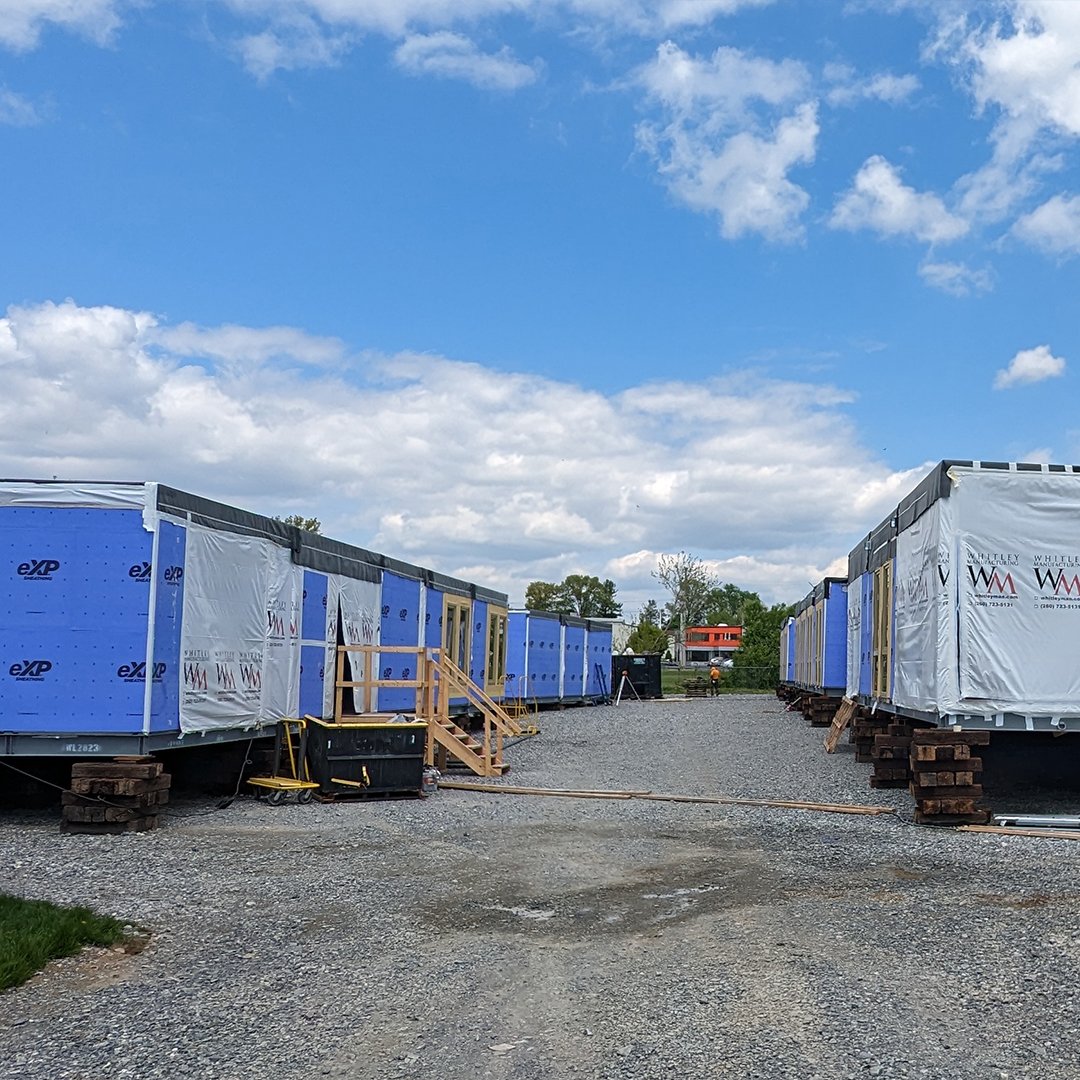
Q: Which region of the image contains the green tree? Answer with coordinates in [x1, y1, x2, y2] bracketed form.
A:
[704, 583, 758, 626]
[728, 597, 794, 690]
[638, 599, 661, 626]
[276, 514, 322, 533]
[559, 574, 622, 617]
[525, 580, 563, 611]
[525, 575, 622, 617]
[626, 620, 669, 655]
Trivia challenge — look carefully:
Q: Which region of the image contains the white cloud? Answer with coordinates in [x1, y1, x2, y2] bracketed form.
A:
[917, 259, 993, 296]
[635, 42, 817, 242]
[0, 0, 122, 50]
[830, 155, 969, 243]
[151, 322, 348, 369]
[638, 40, 809, 116]
[393, 32, 540, 90]
[993, 344, 1066, 389]
[1012, 192, 1080, 257]
[221, 0, 775, 76]
[952, 1, 1080, 140]
[825, 66, 920, 108]
[236, 13, 353, 79]
[223, 1, 774, 40]
[927, 2, 1080, 224]
[0, 87, 43, 125]
[1019, 446, 1053, 464]
[0, 298, 917, 607]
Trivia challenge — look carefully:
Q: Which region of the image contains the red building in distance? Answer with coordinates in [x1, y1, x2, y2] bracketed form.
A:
[683, 625, 743, 665]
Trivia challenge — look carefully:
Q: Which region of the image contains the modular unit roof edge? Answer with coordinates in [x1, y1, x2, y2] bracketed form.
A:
[846, 459, 1080, 580]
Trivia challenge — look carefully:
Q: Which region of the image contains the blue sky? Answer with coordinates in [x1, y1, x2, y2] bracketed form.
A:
[1, 1, 1078, 613]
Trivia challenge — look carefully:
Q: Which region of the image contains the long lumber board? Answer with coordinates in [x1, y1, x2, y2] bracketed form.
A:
[436, 780, 894, 816]
[957, 824, 1080, 842]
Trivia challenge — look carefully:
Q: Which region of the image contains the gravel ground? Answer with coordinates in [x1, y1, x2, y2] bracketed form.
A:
[2, 694, 1079, 1080]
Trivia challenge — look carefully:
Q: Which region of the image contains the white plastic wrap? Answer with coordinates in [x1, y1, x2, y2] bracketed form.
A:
[891, 501, 939, 712]
[180, 526, 273, 732]
[949, 467, 1080, 713]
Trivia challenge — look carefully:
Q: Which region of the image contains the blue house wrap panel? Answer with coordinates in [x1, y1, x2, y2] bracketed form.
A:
[859, 573, 873, 697]
[528, 613, 562, 700]
[148, 519, 186, 732]
[469, 600, 489, 688]
[0, 507, 152, 734]
[823, 583, 848, 693]
[302, 570, 328, 642]
[378, 572, 421, 712]
[563, 624, 586, 699]
[505, 612, 528, 701]
[299, 645, 325, 718]
[424, 587, 443, 650]
[585, 625, 612, 697]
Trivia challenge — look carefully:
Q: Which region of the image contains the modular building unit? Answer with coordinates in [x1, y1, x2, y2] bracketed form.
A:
[503, 611, 613, 706]
[778, 616, 796, 686]
[0, 480, 508, 756]
[846, 460, 1080, 732]
[792, 578, 848, 697]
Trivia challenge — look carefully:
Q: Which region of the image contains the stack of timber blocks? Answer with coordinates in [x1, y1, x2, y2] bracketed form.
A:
[870, 720, 913, 788]
[852, 709, 890, 763]
[802, 695, 839, 728]
[63, 757, 170, 834]
[908, 730, 989, 825]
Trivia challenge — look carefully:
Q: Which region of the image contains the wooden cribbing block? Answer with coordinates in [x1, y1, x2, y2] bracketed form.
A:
[62, 816, 159, 834]
[64, 759, 168, 834]
[62, 790, 169, 809]
[911, 729, 989, 745]
[69, 775, 171, 796]
[71, 761, 163, 780]
[915, 810, 991, 826]
[912, 743, 972, 762]
[910, 783, 984, 798]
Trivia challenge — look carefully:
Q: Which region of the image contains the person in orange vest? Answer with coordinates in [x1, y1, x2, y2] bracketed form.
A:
[709, 664, 721, 696]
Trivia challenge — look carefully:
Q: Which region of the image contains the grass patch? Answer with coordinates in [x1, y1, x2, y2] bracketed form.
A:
[0, 893, 126, 992]
[659, 668, 774, 696]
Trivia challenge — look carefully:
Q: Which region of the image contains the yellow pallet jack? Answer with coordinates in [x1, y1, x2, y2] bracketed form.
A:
[247, 718, 320, 806]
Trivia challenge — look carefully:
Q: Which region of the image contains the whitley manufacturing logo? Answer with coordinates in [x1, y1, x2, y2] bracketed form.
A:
[1033, 554, 1080, 605]
[965, 551, 1018, 607]
[16, 558, 60, 581]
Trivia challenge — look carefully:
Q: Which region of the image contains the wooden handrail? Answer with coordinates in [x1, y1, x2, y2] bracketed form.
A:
[332, 644, 517, 776]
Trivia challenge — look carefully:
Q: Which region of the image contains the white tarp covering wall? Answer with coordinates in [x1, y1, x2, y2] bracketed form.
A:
[845, 588, 861, 699]
[262, 544, 303, 723]
[179, 526, 301, 733]
[323, 573, 381, 716]
[949, 467, 1080, 713]
[892, 501, 939, 712]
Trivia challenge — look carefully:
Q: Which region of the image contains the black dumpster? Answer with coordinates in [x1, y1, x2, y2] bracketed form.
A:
[305, 718, 427, 796]
[611, 654, 663, 699]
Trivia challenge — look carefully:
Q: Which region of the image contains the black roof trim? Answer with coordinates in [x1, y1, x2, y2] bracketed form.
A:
[153, 484, 505, 600]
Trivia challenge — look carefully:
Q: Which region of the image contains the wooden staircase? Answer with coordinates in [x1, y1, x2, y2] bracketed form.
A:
[427, 652, 521, 776]
[334, 645, 523, 778]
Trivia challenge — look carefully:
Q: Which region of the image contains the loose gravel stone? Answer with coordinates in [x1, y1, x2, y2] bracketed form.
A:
[1, 695, 1078, 1079]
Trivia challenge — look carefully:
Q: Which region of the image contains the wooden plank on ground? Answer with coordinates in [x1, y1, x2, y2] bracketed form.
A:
[436, 780, 895, 816]
[823, 698, 857, 754]
[957, 824, 1080, 841]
